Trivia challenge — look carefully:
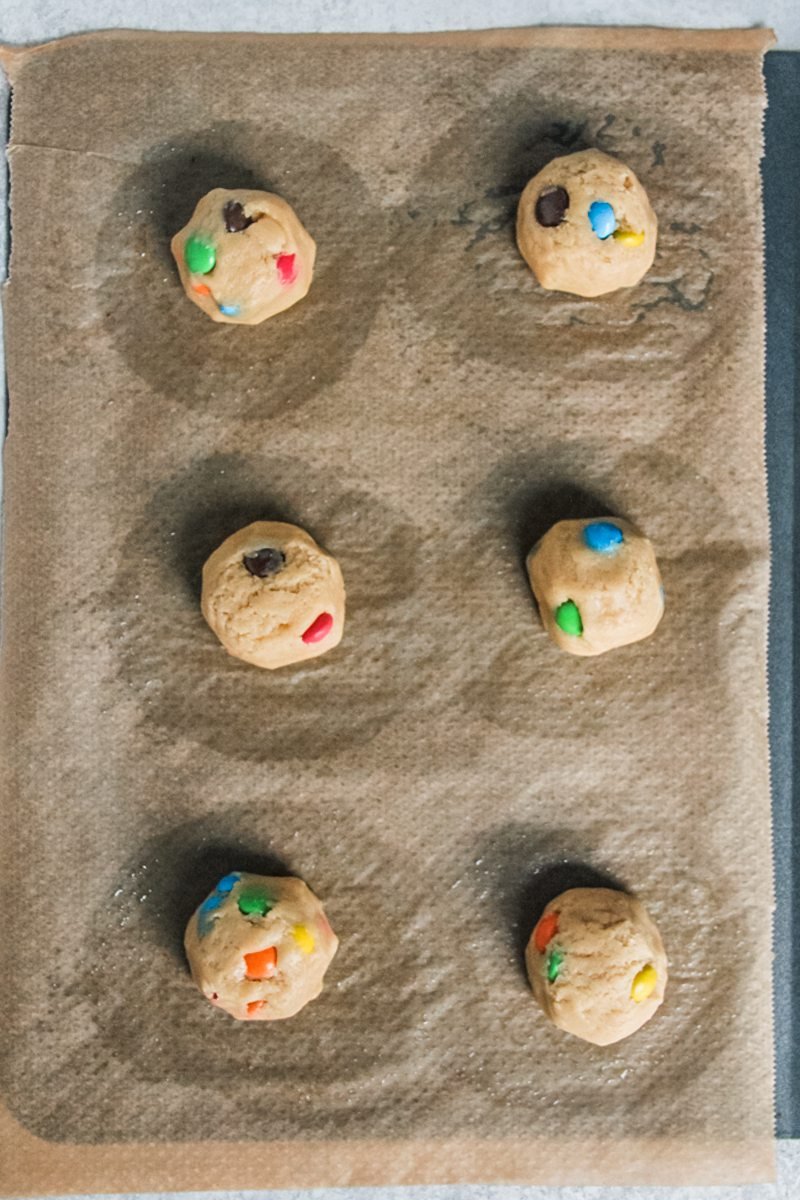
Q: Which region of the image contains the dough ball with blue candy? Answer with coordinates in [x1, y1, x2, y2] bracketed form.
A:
[171, 188, 316, 325]
[526, 517, 664, 656]
[516, 149, 657, 297]
[184, 872, 339, 1021]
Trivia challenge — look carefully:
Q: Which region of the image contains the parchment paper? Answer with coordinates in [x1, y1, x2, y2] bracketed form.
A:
[0, 26, 775, 1192]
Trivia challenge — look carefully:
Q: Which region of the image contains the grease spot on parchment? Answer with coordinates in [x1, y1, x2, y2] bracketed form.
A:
[95, 125, 391, 420]
[453, 442, 757, 772]
[456, 822, 740, 1129]
[400, 95, 714, 381]
[106, 454, 424, 761]
[14, 813, 467, 1142]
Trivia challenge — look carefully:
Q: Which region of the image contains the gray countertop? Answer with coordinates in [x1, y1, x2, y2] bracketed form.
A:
[0, 0, 798, 47]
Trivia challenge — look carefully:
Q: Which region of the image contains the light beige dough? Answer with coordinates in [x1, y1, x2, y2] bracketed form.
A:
[171, 188, 316, 324]
[185, 872, 339, 1021]
[526, 517, 663, 657]
[516, 149, 657, 297]
[526, 887, 667, 1046]
[201, 521, 345, 670]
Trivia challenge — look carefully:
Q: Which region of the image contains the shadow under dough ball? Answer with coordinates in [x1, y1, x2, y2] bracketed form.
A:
[185, 872, 339, 1021]
[516, 149, 657, 297]
[526, 887, 668, 1045]
[526, 517, 664, 657]
[201, 521, 346, 669]
[171, 188, 316, 324]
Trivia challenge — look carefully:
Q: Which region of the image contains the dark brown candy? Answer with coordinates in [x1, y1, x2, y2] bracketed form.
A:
[223, 200, 255, 233]
[535, 186, 569, 228]
[243, 548, 285, 578]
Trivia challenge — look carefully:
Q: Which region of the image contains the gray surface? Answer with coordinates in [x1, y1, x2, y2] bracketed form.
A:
[0, 0, 798, 46]
[1, 3, 798, 1198]
[764, 50, 799, 1144]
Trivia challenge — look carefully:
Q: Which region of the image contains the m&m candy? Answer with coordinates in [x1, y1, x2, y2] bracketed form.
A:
[238, 885, 273, 917]
[276, 252, 298, 284]
[588, 201, 617, 240]
[547, 948, 564, 982]
[583, 522, 624, 553]
[555, 599, 583, 637]
[533, 911, 559, 954]
[631, 963, 658, 1002]
[244, 946, 278, 980]
[184, 236, 216, 275]
[292, 924, 315, 954]
[302, 612, 334, 644]
[613, 228, 645, 247]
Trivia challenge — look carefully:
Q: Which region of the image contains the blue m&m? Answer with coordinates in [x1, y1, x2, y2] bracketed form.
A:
[197, 873, 241, 935]
[198, 892, 225, 936]
[216, 872, 240, 894]
[219, 303, 240, 317]
[583, 521, 624, 553]
[588, 201, 617, 240]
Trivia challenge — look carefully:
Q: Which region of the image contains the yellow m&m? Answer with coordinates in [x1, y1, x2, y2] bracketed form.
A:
[292, 924, 315, 955]
[631, 963, 658, 1002]
[613, 228, 646, 247]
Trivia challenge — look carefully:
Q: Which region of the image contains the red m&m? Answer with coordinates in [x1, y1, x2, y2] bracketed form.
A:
[302, 612, 334, 644]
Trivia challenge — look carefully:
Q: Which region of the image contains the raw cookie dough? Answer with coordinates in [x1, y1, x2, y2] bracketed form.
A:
[185, 872, 339, 1021]
[527, 517, 664, 657]
[526, 887, 667, 1045]
[516, 149, 657, 297]
[171, 188, 316, 324]
[201, 521, 345, 670]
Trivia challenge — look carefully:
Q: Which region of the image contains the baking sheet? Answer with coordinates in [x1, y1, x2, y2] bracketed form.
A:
[0, 26, 775, 1191]
[763, 48, 800, 1141]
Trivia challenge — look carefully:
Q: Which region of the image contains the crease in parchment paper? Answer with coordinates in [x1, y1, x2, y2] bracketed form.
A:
[8, 142, 142, 165]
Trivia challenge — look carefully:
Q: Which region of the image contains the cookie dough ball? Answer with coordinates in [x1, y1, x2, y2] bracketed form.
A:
[526, 887, 667, 1045]
[527, 517, 663, 657]
[171, 188, 316, 324]
[185, 872, 339, 1021]
[201, 521, 345, 670]
[516, 149, 657, 296]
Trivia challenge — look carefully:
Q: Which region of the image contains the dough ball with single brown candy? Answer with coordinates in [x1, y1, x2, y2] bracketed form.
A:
[526, 887, 667, 1046]
[171, 188, 316, 324]
[185, 872, 339, 1021]
[526, 517, 664, 657]
[516, 149, 657, 297]
[201, 521, 345, 670]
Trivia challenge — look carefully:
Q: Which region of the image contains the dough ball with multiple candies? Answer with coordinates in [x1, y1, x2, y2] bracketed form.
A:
[526, 517, 664, 657]
[526, 887, 667, 1045]
[516, 149, 657, 297]
[184, 872, 339, 1021]
[201, 521, 345, 670]
[171, 188, 316, 324]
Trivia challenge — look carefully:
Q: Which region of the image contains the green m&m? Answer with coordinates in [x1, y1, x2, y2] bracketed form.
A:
[547, 948, 564, 982]
[237, 886, 273, 917]
[184, 235, 216, 275]
[555, 599, 583, 637]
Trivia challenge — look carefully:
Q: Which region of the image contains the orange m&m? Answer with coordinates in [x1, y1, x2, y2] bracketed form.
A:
[533, 911, 559, 954]
[244, 946, 277, 980]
